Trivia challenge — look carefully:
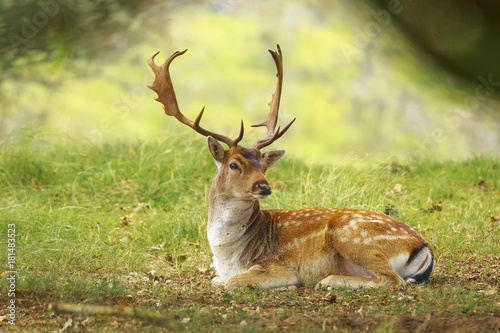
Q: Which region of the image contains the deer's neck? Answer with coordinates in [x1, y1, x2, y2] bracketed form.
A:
[207, 193, 276, 281]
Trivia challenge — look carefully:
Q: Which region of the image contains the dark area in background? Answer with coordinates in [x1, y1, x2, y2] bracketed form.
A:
[0, 1, 160, 77]
[3, 0, 500, 98]
[361, 0, 500, 100]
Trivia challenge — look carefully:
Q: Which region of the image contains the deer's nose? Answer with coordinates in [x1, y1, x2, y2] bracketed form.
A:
[253, 179, 272, 195]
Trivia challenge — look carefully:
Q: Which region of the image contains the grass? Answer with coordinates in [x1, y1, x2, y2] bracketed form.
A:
[0, 132, 499, 332]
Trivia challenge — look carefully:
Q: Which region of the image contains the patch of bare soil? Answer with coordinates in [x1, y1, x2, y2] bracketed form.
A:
[2, 296, 499, 332]
[2, 254, 499, 332]
[249, 312, 500, 332]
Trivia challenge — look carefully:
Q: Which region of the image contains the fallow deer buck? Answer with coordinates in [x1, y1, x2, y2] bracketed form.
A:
[147, 45, 435, 289]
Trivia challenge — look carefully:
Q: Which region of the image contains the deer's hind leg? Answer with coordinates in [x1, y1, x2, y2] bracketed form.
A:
[318, 217, 406, 289]
[317, 250, 405, 288]
[225, 263, 299, 290]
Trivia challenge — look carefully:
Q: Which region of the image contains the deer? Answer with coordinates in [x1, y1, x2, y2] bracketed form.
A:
[147, 45, 435, 290]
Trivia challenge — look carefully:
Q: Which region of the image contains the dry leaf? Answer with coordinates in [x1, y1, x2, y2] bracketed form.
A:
[59, 318, 73, 332]
[149, 243, 165, 251]
[384, 183, 404, 195]
[478, 289, 497, 296]
[197, 264, 209, 274]
[120, 216, 133, 226]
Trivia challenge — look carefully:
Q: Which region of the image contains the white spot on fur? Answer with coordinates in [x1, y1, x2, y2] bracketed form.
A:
[372, 234, 409, 241]
[349, 220, 358, 230]
[337, 225, 353, 241]
[361, 230, 368, 237]
[361, 233, 411, 245]
[353, 238, 360, 244]
[282, 229, 324, 251]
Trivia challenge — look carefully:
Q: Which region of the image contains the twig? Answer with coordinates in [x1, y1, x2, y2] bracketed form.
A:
[48, 303, 184, 331]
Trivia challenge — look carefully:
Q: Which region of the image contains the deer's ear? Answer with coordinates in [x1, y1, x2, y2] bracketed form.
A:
[262, 150, 285, 168]
[208, 136, 225, 166]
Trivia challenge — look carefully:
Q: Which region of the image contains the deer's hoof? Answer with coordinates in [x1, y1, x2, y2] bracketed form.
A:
[211, 276, 224, 286]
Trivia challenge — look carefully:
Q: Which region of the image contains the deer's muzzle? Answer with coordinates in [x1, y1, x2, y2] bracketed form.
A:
[253, 179, 272, 196]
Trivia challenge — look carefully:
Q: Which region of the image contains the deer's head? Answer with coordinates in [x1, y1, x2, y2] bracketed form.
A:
[148, 45, 295, 201]
[207, 139, 286, 200]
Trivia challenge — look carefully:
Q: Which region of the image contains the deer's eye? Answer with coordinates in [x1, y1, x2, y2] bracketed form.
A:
[229, 163, 239, 170]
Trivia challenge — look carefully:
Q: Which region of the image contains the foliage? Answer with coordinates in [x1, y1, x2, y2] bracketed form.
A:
[0, 133, 499, 331]
[357, 0, 500, 97]
[1, 1, 499, 160]
[0, 0, 159, 69]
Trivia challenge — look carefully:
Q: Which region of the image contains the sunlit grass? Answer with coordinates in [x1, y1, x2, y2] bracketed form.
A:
[0, 132, 499, 331]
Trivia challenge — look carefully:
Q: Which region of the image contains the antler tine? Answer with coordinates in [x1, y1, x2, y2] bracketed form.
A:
[252, 44, 295, 150]
[147, 50, 244, 148]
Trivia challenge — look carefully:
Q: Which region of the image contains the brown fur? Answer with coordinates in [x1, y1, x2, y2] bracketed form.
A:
[207, 143, 434, 290]
[147, 46, 434, 290]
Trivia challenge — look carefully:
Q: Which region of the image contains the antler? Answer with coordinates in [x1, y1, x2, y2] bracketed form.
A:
[252, 45, 295, 150]
[147, 50, 244, 148]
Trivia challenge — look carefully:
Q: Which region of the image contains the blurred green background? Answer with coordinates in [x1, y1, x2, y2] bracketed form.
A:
[1, 0, 499, 164]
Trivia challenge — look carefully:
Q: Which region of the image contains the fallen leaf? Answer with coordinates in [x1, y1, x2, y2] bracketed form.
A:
[478, 289, 497, 296]
[384, 205, 399, 216]
[387, 162, 407, 173]
[120, 216, 133, 226]
[393, 183, 403, 193]
[149, 243, 165, 251]
[476, 180, 489, 191]
[147, 270, 165, 282]
[59, 318, 73, 332]
[197, 264, 209, 274]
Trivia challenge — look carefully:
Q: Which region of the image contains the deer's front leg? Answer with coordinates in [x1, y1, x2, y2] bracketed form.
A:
[225, 264, 298, 290]
[212, 276, 225, 286]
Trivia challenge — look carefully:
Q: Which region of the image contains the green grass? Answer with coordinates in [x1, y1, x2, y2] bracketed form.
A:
[1, 132, 499, 332]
